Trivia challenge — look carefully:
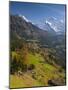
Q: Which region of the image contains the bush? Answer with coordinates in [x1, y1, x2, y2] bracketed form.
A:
[32, 74, 36, 80]
[10, 57, 19, 74]
[10, 55, 28, 74]
[21, 64, 27, 72]
[28, 64, 35, 70]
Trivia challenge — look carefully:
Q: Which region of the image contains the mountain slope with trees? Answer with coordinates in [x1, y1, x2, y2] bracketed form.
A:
[10, 15, 66, 88]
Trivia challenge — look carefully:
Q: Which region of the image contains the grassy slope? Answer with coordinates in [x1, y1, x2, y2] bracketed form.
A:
[10, 52, 65, 88]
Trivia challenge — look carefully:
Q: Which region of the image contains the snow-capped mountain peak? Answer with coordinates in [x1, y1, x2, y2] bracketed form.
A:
[46, 20, 52, 26]
[37, 17, 65, 35]
[22, 16, 29, 22]
[46, 17, 65, 34]
[19, 14, 29, 22]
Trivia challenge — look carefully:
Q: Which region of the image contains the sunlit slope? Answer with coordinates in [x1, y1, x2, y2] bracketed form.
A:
[10, 51, 65, 88]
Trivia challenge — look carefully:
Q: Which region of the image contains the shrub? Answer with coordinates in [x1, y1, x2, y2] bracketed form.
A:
[32, 74, 36, 80]
[21, 64, 27, 72]
[10, 55, 28, 74]
[28, 64, 35, 70]
[10, 57, 19, 74]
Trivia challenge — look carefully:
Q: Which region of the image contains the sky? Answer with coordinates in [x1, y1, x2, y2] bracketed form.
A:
[10, 1, 66, 24]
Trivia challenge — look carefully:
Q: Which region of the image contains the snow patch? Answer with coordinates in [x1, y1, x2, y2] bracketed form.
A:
[19, 14, 29, 22]
[46, 20, 52, 26]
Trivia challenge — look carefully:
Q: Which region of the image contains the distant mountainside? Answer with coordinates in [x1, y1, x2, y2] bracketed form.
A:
[37, 17, 65, 35]
[10, 15, 48, 40]
[10, 15, 66, 68]
[10, 15, 65, 47]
